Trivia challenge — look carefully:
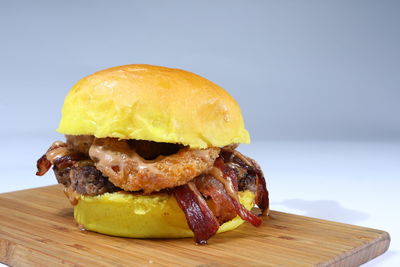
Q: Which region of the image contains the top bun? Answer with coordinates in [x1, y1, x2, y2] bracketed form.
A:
[57, 64, 250, 148]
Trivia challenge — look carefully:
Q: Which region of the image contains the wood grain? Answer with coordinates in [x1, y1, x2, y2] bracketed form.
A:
[0, 185, 390, 267]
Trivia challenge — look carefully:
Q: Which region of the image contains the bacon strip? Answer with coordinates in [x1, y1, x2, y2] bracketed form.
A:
[53, 154, 82, 170]
[253, 164, 269, 215]
[36, 141, 67, 176]
[240, 156, 269, 215]
[36, 141, 83, 176]
[212, 158, 262, 226]
[36, 154, 52, 176]
[174, 182, 219, 244]
[221, 149, 270, 216]
[194, 175, 237, 224]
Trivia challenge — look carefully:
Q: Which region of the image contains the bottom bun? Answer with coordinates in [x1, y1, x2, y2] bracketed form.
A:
[74, 190, 255, 238]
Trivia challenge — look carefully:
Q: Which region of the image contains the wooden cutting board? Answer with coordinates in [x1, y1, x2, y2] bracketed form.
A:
[0, 185, 390, 267]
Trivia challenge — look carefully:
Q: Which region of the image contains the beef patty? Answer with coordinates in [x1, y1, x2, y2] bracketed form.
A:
[54, 165, 120, 196]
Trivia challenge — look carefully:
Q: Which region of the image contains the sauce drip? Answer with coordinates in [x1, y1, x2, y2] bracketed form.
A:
[89, 141, 162, 176]
[63, 186, 81, 206]
[209, 167, 239, 202]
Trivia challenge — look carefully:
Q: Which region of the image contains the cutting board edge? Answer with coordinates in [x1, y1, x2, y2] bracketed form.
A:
[316, 230, 390, 267]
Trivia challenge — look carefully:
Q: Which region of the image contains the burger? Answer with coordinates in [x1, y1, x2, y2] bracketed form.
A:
[36, 64, 269, 244]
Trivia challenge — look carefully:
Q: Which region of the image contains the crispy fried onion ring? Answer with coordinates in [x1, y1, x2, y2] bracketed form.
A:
[89, 138, 220, 193]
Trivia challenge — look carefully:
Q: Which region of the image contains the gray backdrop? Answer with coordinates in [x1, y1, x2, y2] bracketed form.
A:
[1, 0, 399, 141]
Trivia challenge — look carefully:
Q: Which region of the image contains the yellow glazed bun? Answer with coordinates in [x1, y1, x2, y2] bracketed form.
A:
[57, 64, 250, 148]
[74, 190, 255, 238]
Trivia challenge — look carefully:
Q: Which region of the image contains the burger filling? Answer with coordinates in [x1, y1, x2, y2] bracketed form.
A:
[36, 135, 269, 244]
